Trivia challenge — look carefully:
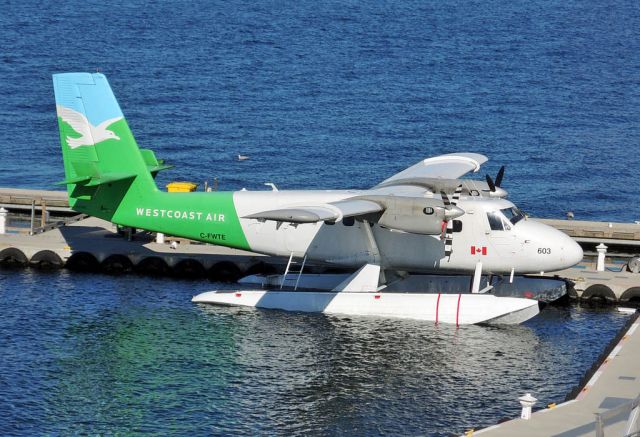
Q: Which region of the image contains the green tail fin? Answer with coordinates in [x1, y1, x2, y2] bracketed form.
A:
[53, 73, 169, 219]
[53, 72, 250, 250]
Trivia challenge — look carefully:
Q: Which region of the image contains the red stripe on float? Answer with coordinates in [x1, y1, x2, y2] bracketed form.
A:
[374, 295, 381, 300]
[435, 293, 441, 324]
[456, 294, 462, 327]
[235, 293, 242, 297]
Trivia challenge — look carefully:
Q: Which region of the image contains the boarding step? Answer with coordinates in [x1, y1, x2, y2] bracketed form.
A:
[281, 253, 307, 290]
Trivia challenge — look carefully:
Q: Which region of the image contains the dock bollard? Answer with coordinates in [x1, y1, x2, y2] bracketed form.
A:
[596, 243, 608, 272]
[518, 393, 537, 420]
[0, 207, 7, 234]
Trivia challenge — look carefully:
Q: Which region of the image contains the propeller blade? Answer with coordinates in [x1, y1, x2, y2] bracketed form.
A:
[452, 184, 463, 205]
[440, 191, 451, 207]
[444, 219, 454, 259]
[485, 174, 496, 192]
[495, 166, 505, 187]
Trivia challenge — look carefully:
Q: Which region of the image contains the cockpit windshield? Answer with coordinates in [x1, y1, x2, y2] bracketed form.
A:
[487, 211, 504, 231]
[500, 207, 525, 225]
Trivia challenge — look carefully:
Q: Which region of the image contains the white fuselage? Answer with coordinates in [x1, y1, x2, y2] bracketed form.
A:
[233, 189, 583, 274]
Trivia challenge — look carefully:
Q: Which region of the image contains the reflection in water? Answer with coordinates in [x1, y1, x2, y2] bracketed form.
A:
[0, 270, 630, 436]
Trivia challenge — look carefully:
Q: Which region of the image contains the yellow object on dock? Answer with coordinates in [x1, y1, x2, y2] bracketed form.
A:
[166, 182, 198, 193]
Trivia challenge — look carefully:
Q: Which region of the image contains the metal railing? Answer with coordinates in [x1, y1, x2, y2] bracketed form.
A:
[595, 394, 640, 437]
[29, 213, 87, 235]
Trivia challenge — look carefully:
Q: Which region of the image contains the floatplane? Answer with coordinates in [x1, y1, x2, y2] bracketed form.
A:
[52, 73, 583, 325]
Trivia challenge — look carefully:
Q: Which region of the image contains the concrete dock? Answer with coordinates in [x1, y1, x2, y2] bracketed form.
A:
[0, 215, 285, 280]
[550, 262, 640, 303]
[472, 313, 640, 436]
[0, 187, 70, 213]
[538, 218, 640, 253]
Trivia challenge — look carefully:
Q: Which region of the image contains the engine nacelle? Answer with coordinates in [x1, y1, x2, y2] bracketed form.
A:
[368, 196, 460, 235]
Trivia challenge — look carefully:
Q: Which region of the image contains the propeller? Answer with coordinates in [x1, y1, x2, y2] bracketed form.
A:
[484, 165, 507, 198]
[495, 165, 505, 187]
[485, 174, 496, 192]
[440, 185, 464, 260]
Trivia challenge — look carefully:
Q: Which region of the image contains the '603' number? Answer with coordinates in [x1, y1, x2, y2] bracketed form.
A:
[538, 248, 551, 254]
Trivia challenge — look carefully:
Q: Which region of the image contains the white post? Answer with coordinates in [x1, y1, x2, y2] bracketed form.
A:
[29, 200, 35, 235]
[519, 393, 537, 420]
[156, 232, 165, 244]
[471, 261, 482, 293]
[509, 267, 515, 284]
[596, 243, 607, 272]
[0, 207, 7, 234]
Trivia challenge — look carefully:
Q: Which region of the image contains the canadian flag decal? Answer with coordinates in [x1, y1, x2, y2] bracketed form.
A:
[471, 246, 488, 255]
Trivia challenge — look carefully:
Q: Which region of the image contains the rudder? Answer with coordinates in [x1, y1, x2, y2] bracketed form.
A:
[53, 73, 160, 219]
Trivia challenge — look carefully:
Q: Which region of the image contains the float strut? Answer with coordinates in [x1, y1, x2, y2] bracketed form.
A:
[471, 261, 483, 293]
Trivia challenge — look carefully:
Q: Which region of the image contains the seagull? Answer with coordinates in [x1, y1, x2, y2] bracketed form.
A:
[237, 154, 250, 161]
[56, 104, 122, 149]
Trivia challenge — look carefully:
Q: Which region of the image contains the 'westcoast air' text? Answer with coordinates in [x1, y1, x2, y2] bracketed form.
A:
[135, 208, 225, 222]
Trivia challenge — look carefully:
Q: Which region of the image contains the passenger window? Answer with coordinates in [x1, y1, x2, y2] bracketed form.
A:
[343, 217, 355, 226]
[487, 212, 504, 231]
[324, 220, 335, 226]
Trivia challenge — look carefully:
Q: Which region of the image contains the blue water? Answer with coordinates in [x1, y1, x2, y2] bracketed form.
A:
[1, 1, 639, 221]
[0, 269, 630, 436]
[1, 1, 639, 435]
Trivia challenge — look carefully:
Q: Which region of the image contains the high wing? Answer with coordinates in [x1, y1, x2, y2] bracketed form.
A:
[242, 193, 459, 235]
[242, 153, 485, 229]
[243, 199, 383, 223]
[376, 152, 487, 188]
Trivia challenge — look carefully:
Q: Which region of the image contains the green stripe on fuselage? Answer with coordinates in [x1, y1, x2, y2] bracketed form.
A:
[111, 190, 250, 251]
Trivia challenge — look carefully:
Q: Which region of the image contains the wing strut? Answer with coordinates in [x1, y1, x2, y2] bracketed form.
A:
[361, 219, 385, 284]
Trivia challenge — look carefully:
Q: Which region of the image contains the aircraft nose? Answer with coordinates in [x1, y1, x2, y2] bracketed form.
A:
[522, 220, 584, 271]
[560, 232, 583, 268]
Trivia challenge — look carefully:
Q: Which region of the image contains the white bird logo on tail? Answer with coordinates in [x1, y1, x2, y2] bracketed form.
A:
[56, 105, 123, 149]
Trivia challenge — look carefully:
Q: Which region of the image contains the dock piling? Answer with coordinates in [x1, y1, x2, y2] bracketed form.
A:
[29, 200, 35, 235]
[596, 243, 608, 272]
[518, 393, 537, 420]
[40, 199, 47, 228]
[0, 207, 7, 234]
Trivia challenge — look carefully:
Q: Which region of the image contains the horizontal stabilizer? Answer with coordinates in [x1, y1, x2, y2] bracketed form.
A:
[140, 149, 173, 175]
[147, 163, 174, 173]
[56, 175, 92, 185]
[84, 172, 137, 186]
[57, 172, 136, 187]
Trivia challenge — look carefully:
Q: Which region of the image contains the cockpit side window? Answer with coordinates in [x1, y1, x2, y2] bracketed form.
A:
[487, 211, 504, 231]
[500, 207, 525, 225]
